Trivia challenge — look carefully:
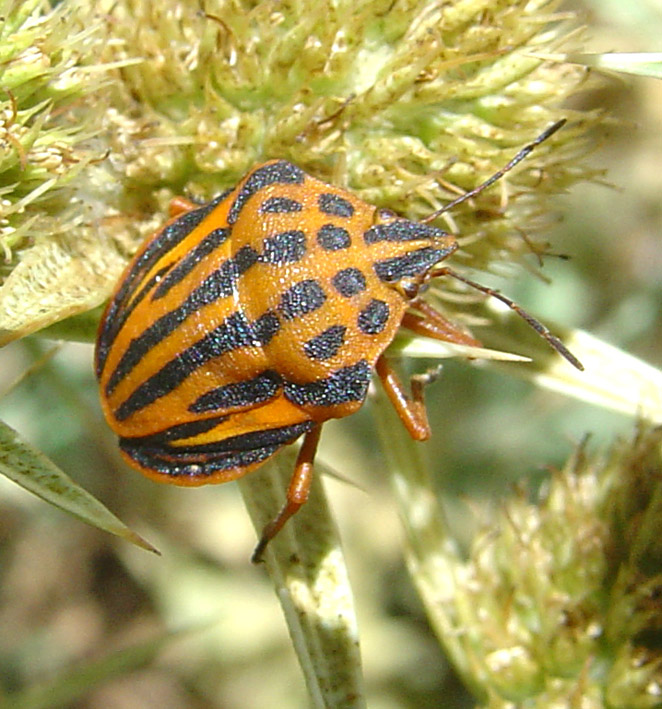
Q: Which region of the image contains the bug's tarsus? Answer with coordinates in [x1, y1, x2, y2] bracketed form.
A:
[251, 424, 323, 564]
[421, 119, 567, 224]
[429, 266, 584, 371]
[375, 356, 433, 441]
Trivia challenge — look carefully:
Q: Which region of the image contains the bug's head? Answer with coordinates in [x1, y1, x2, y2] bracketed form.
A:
[363, 206, 457, 299]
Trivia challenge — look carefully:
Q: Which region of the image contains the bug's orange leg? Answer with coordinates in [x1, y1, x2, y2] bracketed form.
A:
[169, 196, 198, 218]
[402, 298, 482, 347]
[251, 424, 323, 564]
[375, 355, 440, 442]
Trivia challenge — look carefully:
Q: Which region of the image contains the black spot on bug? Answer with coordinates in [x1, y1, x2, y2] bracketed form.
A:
[331, 268, 367, 297]
[261, 230, 307, 264]
[358, 299, 390, 335]
[318, 193, 354, 218]
[279, 279, 327, 320]
[190, 370, 282, 413]
[303, 325, 347, 361]
[229, 161, 305, 224]
[253, 310, 281, 346]
[186, 244, 258, 309]
[317, 224, 351, 251]
[259, 196, 303, 213]
[284, 360, 371, 408]
[373, 247, 449, 283]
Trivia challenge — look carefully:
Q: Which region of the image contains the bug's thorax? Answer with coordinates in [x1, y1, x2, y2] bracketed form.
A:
[232, 174, 452, 378]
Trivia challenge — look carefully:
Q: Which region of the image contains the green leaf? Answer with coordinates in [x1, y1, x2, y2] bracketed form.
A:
[0, 418, 158, 553]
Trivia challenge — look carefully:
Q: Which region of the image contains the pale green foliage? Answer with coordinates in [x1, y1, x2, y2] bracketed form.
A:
[0, 0, 108, 246]
[0, 0, 127, 343]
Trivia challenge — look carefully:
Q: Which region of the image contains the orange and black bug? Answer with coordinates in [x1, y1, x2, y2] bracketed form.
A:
[96, 120, 583, 562]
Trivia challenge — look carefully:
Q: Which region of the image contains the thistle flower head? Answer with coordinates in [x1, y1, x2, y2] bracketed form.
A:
[408, 427, 662, 705]
[0, 0, 595, 344]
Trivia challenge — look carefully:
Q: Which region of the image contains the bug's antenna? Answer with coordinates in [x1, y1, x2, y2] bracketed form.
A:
[420, 120, 566, 224]
[429, 266, 584, 371]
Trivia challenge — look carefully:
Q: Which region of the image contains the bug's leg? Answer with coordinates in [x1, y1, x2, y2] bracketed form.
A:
[168, 196, 198, 218]
[427, 267, 584, 371]
[251, 424, 323, 564]
[402, 298, 482, 347]
[375, 355, 440, 442]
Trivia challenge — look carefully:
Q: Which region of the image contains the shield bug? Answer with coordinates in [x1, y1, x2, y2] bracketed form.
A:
[95, 120, 582, 561]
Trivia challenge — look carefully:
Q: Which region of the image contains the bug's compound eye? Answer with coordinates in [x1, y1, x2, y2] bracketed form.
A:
[373, 207, 398, 224]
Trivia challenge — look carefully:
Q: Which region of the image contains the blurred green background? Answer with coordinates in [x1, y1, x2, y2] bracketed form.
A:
[1, 1, 661, 707]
